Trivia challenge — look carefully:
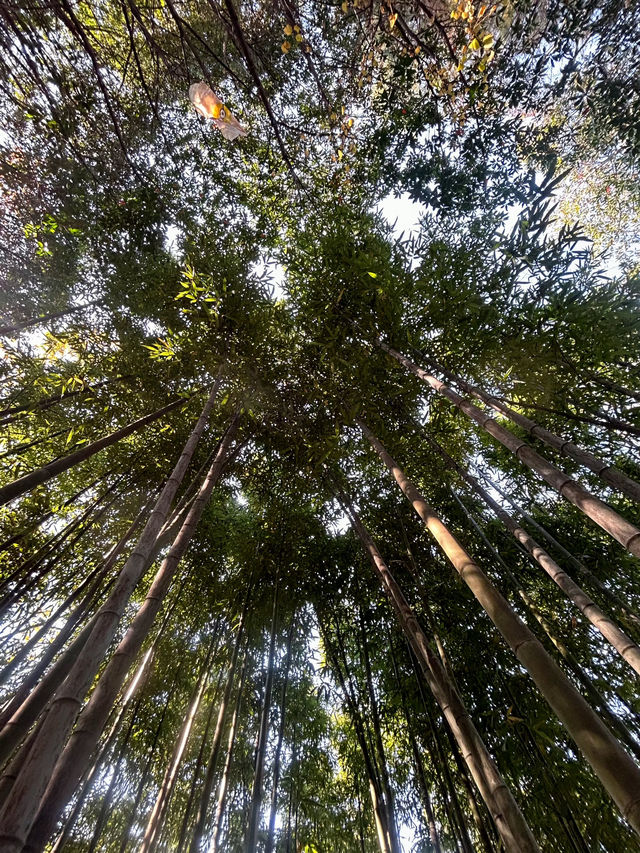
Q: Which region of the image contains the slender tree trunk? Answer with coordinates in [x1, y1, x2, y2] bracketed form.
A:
[502, 681, 590, 853]
[0, 469, 194, 755]
[319, 617, 393, 853]
[50, 581, 187, 850]
[344, 499, 536, 852]
[265, 613, 296, 853]
[0, 377, 223, 851]
[176, 654, 226, 852]
[411, 602, 498, 853]
[86, 674, 150, 853]
[440, 701, 499, 853]
[0, 491, 177, 763]
[359, 608, 401, 853]
[0, 377, 127, 426]
[211, 646, 249, 853]
[426, 355, 640, 503]
[0, 479, 97, 555]
[409, 645, 478, 853]
[374, 342, 640, 557]
[189, 594, 249, 853]
[0, 561, 103, 686]
[0, 476, 119, 606]
[0, 483, 136, 680]
[389, 643, 443, 853]
[359, 422, 640, 834]
[116, 663, 184, 853]
[50, 642, 162, 851]
[0, 396, 187, 507]
[0, 300, 103, 337]
[285, 727, 297, 853]
[487, 475, 640, 630]
[0, 492, 155, 693]
[409, 728, 444, 853]
[501, 398, 640, 438]
[245, 577, 279, 853]
[21, 414, 239, 852]
[389, 536, 468, 851]
[452, 488, 640, 760]
[140, 639, 217, 852]
[434, 438, 640, 676]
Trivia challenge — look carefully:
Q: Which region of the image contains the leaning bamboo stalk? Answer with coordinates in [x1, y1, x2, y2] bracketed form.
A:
[265, 613, 296, 853]
[245, 578, 279, 853]
[175, 646, 226, 852]
[359, 608, 401, 853]
[449, 486, 640, 763]
[0, 396, 186, 506]
[0, 476, 112, 602]
[343, 499, 540, 853]
[0, 376, 223, 850]
[320, 618, 393, 853]
[210, 647, 249, 853]
[0, 492, 155, 690]
[21, 414, 239, 852]
[0, 300, 103, 337]
[484, 474, 640, 629]
[140, 641, 216, 852]
[189, 601, 248, 853]
[388, 643, 444, 853]
[426, 355, 640, 504]
[359, 421, 640, 833]
[0, 491, 187, 763]
[375, 340, 640, 558]
[0, 478, 97, 556]
[0, 480, 125, 618]
[431, 437, 640, 677]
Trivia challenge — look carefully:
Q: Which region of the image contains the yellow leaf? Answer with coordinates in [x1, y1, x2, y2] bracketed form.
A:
[341, 0, 348, 11]
[281, 41, 291, 52]
[469, 37, 480, 50]
[296, 33, 303, 42]
[482, 32, 494, 47]
[367, 271, 377, 278]
[294, 24, 301, 32]
[337, 148, 344, 160]
[389, 12, 398, 28]
[284, 23, 293, 35]
[414, 46, 421, 54]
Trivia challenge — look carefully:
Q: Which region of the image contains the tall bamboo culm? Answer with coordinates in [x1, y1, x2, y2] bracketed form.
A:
[358, 421, 640, 834]
[342, 499, 540, 853]
[22, 414, 239, 852]
[374, 341, 640, 558]
[0, 374, 224, 852]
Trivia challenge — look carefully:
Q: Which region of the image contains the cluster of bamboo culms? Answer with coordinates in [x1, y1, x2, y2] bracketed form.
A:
[0, 339, 640, 852]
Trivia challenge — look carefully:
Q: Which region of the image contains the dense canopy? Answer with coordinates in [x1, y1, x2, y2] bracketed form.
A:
[1, 0, 639, 851]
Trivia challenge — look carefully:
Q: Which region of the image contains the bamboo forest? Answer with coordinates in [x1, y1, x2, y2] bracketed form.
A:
[1, 0, 640, 850]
